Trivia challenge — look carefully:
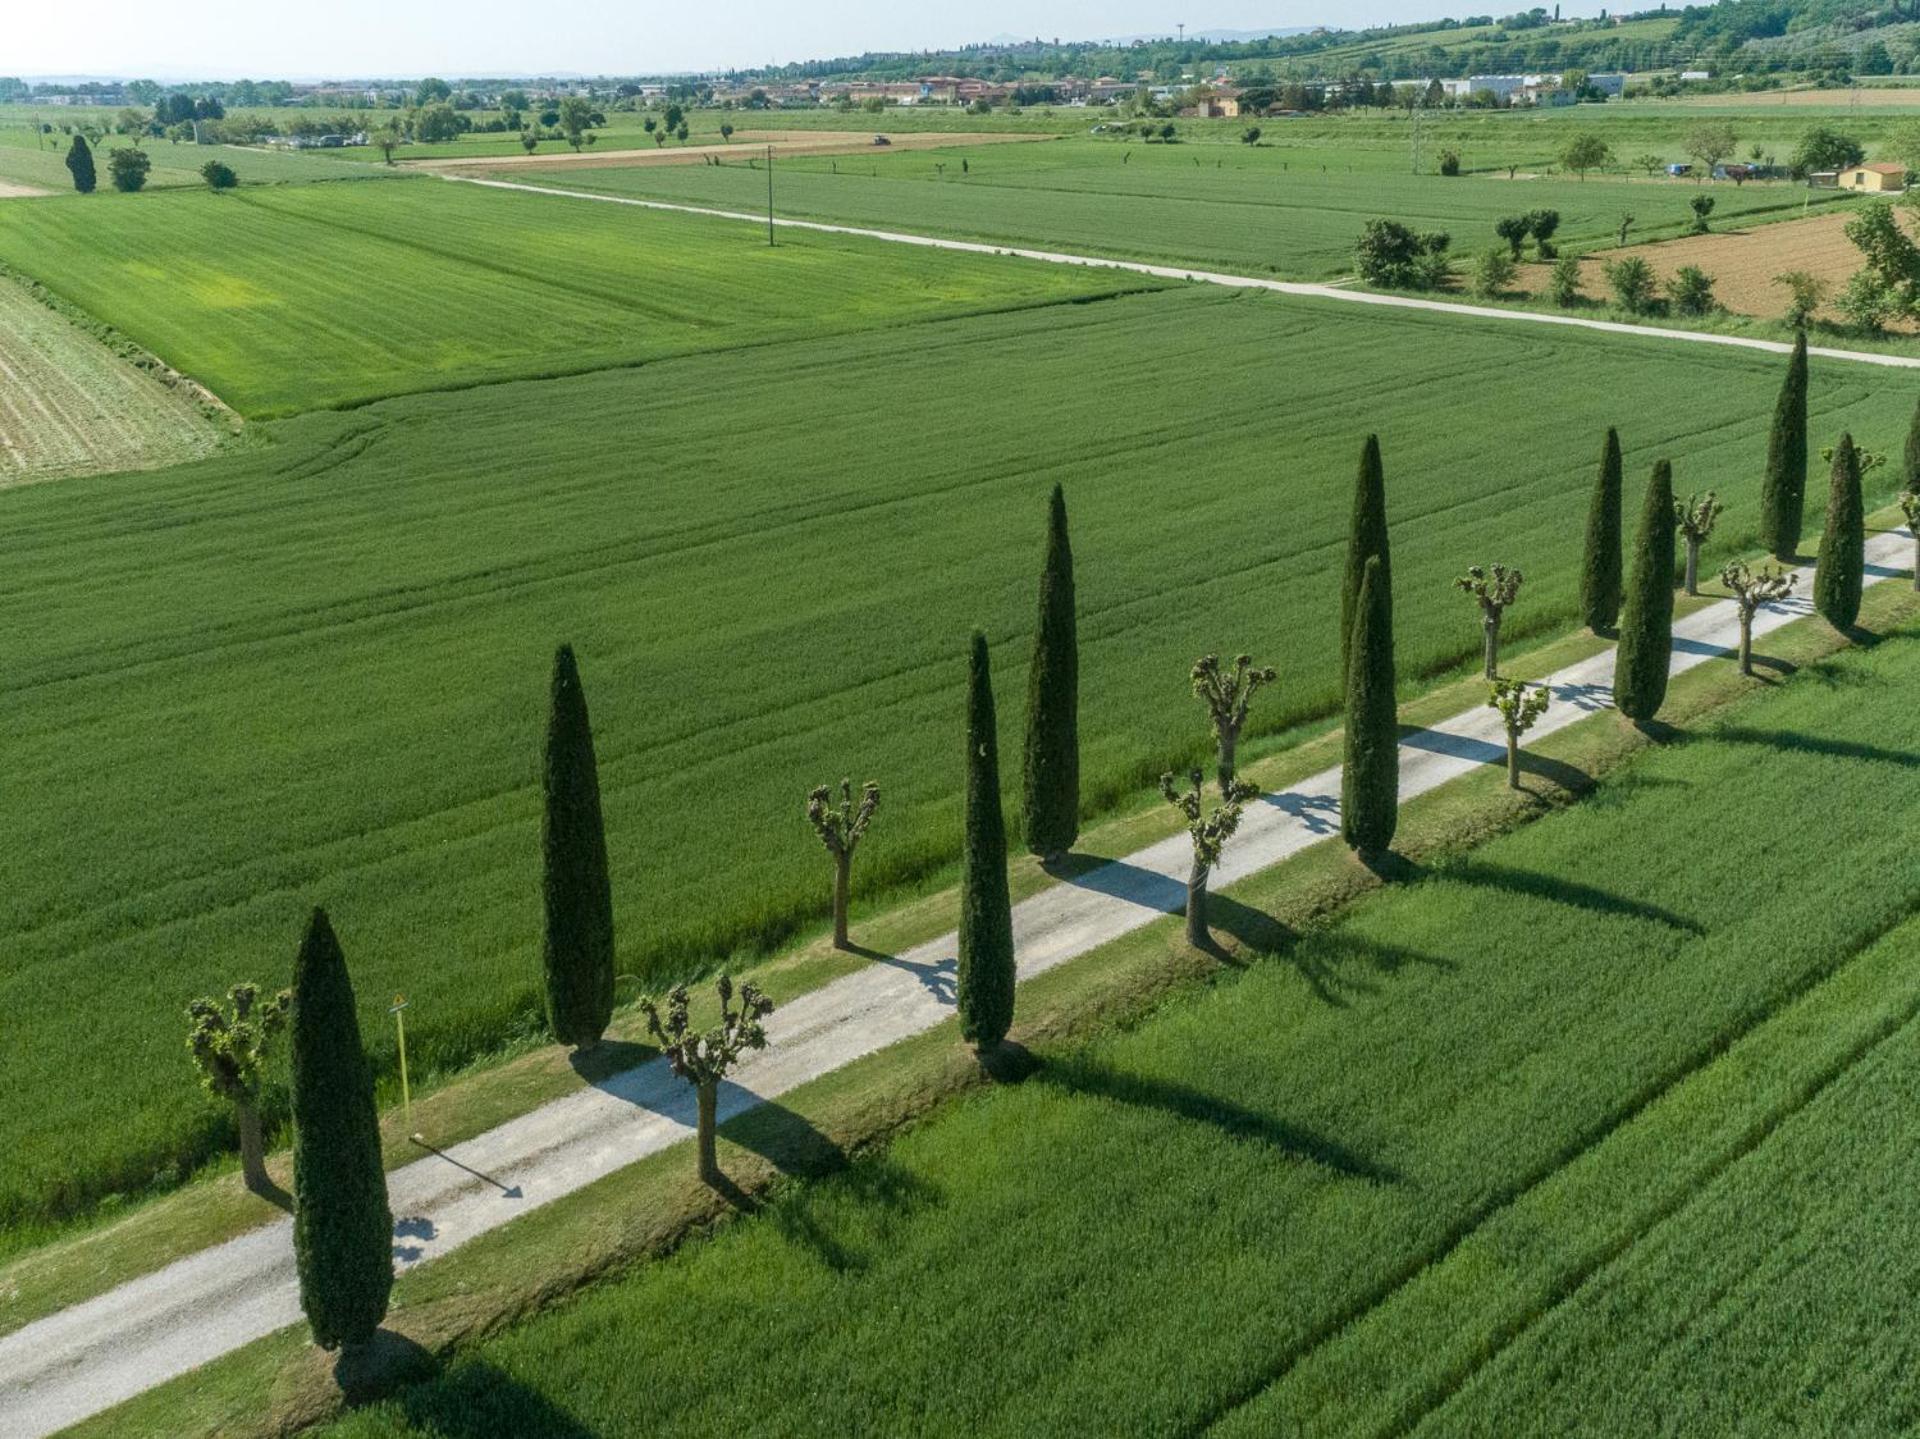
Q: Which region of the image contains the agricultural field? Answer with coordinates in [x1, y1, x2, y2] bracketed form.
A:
[0, 112, 378, 191]
[0, 279, 226, 482]
[321, 618, 1920, 1437]
[515, 136, 1860, 280]
[0, 278, 1911, 1237]
[0, 178, 1160, 416]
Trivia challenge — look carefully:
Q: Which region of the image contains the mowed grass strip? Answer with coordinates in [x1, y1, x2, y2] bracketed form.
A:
[0, 285, 1910, 1234]
[0, 177, 1164, 415]
[520, 136, 1858, 280]
[0, 280, 224, 482]
[316, 623, 1920, 1439]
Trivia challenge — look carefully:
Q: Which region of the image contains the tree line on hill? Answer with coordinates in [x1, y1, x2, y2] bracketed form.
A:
[184, 334, 1912, 1362]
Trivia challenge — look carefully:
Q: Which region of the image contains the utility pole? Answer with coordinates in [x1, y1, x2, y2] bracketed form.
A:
[1410, 97, 1423, 175]
[1177, 22, 1185, 43]
[767, 143, 775, 247]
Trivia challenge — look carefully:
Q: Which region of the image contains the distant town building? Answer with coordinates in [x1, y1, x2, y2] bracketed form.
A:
[1839, 162, 1908, 193]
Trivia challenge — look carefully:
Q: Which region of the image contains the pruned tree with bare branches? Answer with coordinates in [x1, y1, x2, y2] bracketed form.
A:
[806, 779, 879, 950]
[1487, 679, 1551, 789]
[1190, 653, 1275, 791]
[1673, 491, 1724, 596]
[1720, 561, 1795, 676]
[186, 982, 291, 1196]
[641, 975, 774, 1185]
[1454, 564, 1523, 679]
[1159, 768, 1259, 947]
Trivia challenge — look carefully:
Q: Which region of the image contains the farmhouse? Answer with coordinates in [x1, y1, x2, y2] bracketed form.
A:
[1839, 162, 1907, 193]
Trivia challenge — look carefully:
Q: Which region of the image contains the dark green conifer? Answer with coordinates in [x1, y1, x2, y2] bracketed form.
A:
[1342, 434, 1391, 681]
[1613, 461, 1678, 723]
[1759, 331, 1808, 560]
[65, 134, 95, 194]
[290, 908, 393, 1353]
[1023, 485, 1079, 860]
[542, 644, 614, 1049]
[957, 631, 1014, 1052]
[1814, 433, 1866, 631]
[1341, 556, 1398, 860]
[1580, 427, 1625, 632]
[1903, 392, 1920, 497]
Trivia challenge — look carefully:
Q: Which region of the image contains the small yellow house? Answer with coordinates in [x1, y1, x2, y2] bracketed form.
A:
[1839, 162, 1908, 194]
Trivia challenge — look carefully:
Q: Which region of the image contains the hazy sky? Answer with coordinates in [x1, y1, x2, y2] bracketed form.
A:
[13, 1, 1614, 81]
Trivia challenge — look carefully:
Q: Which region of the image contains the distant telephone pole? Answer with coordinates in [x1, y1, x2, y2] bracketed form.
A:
[1177, 22, 1186, 43]
[767, 143, 775, 247]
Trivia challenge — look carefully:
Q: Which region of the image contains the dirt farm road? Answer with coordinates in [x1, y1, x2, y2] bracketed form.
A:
[1, 524, 1912, 1438]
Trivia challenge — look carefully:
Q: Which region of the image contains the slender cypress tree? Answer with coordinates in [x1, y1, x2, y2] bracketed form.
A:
[1814, 433, 1866, 631]
[1023, 484, 1079, 861]
[290, 908, 393, 1353]
[1904, 392, 1920, 498]
[1342, 556, 1398, 860]
[1342, 435, 1391, 682]
[65, 134, 96, 194]
[1580, 427, 1625, 632]
[1759, 331, 1809, 561]
[1613, 461, 1678, 723]
[957, 631, 1015, 1052]
[541, 644, 615, 1049]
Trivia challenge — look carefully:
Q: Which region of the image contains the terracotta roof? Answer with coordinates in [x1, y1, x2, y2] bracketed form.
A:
[1859, 162, 1907, 174]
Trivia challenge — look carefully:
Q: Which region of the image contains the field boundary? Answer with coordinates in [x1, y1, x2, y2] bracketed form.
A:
[0, 264, 242, 428]
[447, 174, 1920, 373]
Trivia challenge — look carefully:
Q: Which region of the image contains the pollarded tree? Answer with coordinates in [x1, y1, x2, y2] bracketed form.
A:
[1160, 768, 1259, 947]
[1673, 491, 1724, 596]
[186, 982, 291, 1196]
[1343, 556, 1398, 861]
[1023, 484, 1079, 860]
[1494, 214, 1532, 260]
[1614, 460, 1678, 724]
[806, 779, 879, 950]
[1454, 563, 1523, 679]
[1814, 433, 1866, 631]
[1343, 434, 1391, 681]
[1487, 678, 1551, 789]
[1720, 562, 1795, 676]
[1761, 331, 1809, 561]
[290, 908, 393, 1354]
[1190, 653, 1276, 792]
[65, 134, 96, 193]
[542, 644, 615, 1050]
[957, 631, 1015, 1053]
[1901, 488, 1920, 593]
[1582, 428, 1625, 632]
[1688, 193, 1716, 235]
[641, 975, 772, 1185]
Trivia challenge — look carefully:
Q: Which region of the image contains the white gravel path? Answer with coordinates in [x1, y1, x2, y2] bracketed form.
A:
[2, 527, 1908, 1437]
[447, 174, 1920, 372]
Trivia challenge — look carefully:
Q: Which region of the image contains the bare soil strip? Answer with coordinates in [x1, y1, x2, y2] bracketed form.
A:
[0, 180, 50, 199]
[413, 130, 1044, 175]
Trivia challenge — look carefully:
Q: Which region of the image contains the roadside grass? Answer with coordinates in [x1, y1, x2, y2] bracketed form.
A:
[1, 279, 1913, 1238]
[71, 576, 1920, 1439]
[0, 177, 1161, 415]
[513, 136, 1857, 281]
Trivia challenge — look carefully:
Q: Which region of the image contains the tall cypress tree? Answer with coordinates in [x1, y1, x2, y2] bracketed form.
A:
[1613, 461, 1678, 723]
[1580, 427, 1625, 632]
[1341, 556, 1398, 860]
[65, 134, 96, 194]
[542, 644, 615, 1049]
[957, 631, 1015, 1052]
[1903, 393, 1920, 497]
[290, 908, 393, 1353]
[1759, 331, 1808, 561]
[1023, 484, 1079, 861]
[1342, 435, 1391, 682]
[1814, 433, 1866, 631]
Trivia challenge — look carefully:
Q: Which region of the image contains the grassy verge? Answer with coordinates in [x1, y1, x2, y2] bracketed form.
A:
[66, 572, 1920, 1439]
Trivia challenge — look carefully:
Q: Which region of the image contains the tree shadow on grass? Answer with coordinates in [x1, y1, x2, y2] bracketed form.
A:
[373, 1353, 602, 1438]
[330, 1329, 438, 1408]
[1201, 892, 1454, 1008]
[1036, 1058, 1401, 1185]
[1412, 856, 1705, 934]
[1707, 727, 1920, 769]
